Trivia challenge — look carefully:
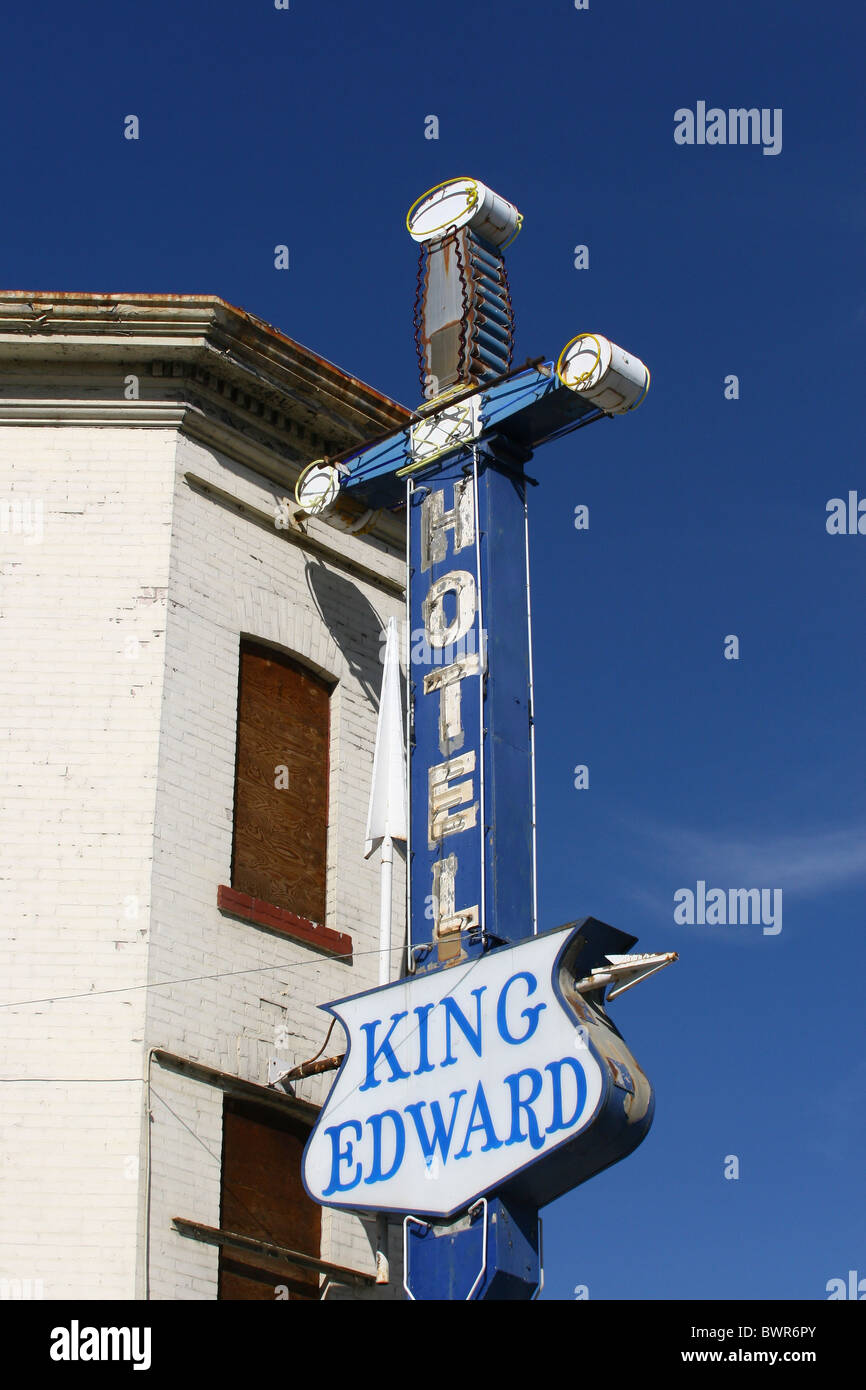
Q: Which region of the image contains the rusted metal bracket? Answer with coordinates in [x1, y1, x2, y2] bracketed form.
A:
[269, 1053, 344, 1085]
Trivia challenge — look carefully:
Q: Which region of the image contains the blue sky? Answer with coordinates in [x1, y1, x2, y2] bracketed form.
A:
[3, 0, 864, 1300]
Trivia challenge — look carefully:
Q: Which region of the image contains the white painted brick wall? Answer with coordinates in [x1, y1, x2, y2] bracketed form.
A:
[0, 425, 176, 1299]
[144, 432, 406, 1299]
[0, 417, 408, 1300]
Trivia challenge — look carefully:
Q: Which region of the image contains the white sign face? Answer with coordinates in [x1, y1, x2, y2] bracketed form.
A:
[410, 395, 482, 468]
[303, 926, 606, 1218]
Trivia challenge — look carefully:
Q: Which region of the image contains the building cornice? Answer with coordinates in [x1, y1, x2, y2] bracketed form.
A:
[0, 291, 408, 433]
[0, 291, 412, 550]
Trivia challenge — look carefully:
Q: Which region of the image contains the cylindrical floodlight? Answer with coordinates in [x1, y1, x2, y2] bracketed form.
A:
[406, 177, 522, 247]
[294, 460, 376, 534]
[556, 333, 650, 414]
[295, 460, 341, 515]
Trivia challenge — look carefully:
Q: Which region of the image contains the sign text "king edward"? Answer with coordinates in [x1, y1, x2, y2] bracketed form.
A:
[303, 928, 612, 1217]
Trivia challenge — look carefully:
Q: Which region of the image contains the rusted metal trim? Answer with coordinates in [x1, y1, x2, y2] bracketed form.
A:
[279, 1053, 345, 1082]
[171, 1218, 376, 1288]
[151, 1049, 319, 1124]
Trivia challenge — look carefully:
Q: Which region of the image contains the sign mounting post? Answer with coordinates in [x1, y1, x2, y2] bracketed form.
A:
[299, 178, 675, 1300]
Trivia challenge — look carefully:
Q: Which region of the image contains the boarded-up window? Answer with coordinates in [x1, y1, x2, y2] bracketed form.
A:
[219, 1098, 322, 1301]
[231, 640, 331, 922]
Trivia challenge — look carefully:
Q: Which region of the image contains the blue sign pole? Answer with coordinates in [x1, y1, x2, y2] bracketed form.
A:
[405, 435, 543, 1299]
[407, 440, 536, 977]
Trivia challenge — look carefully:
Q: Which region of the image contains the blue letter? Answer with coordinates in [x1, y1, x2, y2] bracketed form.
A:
[364, 1109, 405, 1184]
[504, 1068, 545, 1150]
[442, 987, 486, 1065]
[413, 1002, 436, 1075]
[497, 972, 546, 1045]
[406, 1091, 467, 1165]
[454, 1082, 503, 1159]
[358, 1012, 410, 1090]
[545, 1057, 587, 1134]
[321, 1120, 363, 1195]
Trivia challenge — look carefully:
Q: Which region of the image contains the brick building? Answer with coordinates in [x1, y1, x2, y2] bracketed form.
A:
[0, 292, 411, 1299]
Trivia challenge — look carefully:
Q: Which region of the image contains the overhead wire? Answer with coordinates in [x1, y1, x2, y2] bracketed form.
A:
[0, 942, 406, 1012]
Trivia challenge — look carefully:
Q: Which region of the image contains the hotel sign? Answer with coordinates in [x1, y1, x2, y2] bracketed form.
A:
[302, 921, 653, 1218]
[407, 440, 536, 974]
[412, 455, 484, 967]
[297, 180, 668, 1284]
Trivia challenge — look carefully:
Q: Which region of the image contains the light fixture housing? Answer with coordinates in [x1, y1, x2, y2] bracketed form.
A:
[406, 177, 522, 248]
[556, 333, 650, 414]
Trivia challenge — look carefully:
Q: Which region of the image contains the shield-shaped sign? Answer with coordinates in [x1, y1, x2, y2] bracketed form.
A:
[303, 918, 655, 1218]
